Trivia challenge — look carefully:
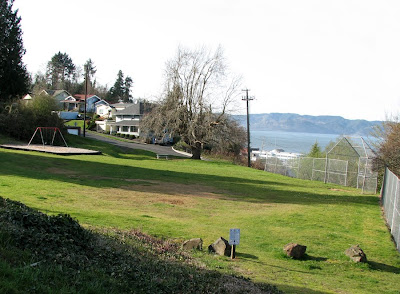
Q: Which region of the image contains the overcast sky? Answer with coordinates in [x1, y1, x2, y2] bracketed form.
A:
[13, 0, 400, 121]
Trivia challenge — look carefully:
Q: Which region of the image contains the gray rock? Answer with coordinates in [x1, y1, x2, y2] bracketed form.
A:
[208, 237, 231, 257]
[345, 245, 367, 263]
[182, 238, 203, 250]
[283, 243, 307, 259]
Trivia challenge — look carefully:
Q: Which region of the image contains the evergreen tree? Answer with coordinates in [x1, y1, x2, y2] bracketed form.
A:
[308, 141, 324, 158]
[123, 76, 133, 102]
[107, 70, 133, 103]
[0, 0, 30, 101]
[46, 52, 76, 90]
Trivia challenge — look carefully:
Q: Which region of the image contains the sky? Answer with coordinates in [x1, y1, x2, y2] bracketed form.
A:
[13, 0, 400, 121]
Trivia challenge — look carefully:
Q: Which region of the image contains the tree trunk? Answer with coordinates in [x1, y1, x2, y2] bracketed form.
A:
[191, 142, 202, 160]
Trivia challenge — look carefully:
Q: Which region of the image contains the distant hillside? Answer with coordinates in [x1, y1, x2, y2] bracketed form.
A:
[233, 113, 382, 135]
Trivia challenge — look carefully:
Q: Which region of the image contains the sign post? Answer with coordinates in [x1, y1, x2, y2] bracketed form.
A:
[229, 228, 240, 259]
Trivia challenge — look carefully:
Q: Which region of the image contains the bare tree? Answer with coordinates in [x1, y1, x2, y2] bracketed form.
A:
[372, 116, 400, 177]
[142, 46, 241, 159]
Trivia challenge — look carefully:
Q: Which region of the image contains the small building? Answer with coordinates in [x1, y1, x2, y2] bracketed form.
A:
[25, 89, 72, 109]
[73, 94, 102, 113]
[61, 96, 82, 111]
[95, 100, 149, 137]
[95, 100, 112, 118]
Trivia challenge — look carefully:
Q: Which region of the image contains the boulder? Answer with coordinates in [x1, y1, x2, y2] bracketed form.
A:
[208, 237, 231, 257]
[182, 238, 203, 251]
[283, 243, 307, 259]
[345, 245, 367, 263]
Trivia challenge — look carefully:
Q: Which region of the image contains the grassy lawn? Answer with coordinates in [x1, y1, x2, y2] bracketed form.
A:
[0, 134, 399, 293]
[64, 119, 84, 128]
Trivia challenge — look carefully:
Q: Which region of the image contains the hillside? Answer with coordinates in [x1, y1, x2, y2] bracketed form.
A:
[0, 197, 279, 294]
[233, 113, 382, 135]
[0, 134, 399, 293]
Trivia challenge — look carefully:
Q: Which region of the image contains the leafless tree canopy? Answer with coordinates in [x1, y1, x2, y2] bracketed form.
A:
[372, 117, 400, 176]
[142, 46, 243, 159]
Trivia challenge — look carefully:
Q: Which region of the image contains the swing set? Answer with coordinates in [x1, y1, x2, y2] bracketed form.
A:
[28, 127, 68, 148]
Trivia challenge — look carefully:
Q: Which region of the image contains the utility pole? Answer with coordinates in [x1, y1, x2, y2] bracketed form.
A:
[242, 89, 254, 167]
[83, 70, 88, 137]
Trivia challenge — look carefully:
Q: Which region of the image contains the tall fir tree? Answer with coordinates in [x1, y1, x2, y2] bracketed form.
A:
[107, 70, 133, 103]
[0, 0, 30, 101]
[308, 141, 324, 158]
[46, 52, 76, 90]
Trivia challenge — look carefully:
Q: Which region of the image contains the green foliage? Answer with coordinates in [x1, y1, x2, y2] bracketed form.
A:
[307, 141, 324, 158]
[106, 70, 133, 103]
[0, 0, 30, 101]
[46, 52, 76, 90]
[86, 114, 99, 131]
[0, 95, 65, 141]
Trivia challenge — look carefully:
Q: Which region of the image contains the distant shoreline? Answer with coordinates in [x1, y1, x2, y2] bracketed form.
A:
[233, 113, 381, 136]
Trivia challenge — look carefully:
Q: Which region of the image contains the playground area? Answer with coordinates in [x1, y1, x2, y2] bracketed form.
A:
[0, 127, 101, 155]
[0, 144, 101, 155]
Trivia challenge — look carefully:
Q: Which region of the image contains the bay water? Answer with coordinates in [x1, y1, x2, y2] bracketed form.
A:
[250, 130, 341, 154]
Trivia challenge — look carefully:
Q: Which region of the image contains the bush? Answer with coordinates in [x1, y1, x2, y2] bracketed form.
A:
[0, 96, 66, 143]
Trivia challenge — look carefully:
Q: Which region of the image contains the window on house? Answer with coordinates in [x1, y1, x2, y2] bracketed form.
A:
[117, 126, 120, 132]
[130, 126, 138, 132]
[122, 126, 129, 132]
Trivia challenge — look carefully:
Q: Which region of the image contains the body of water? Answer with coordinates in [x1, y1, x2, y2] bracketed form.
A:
[250, 130, 342, 154]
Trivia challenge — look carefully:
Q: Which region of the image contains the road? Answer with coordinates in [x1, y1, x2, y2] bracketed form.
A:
[85, 132, 191, 158]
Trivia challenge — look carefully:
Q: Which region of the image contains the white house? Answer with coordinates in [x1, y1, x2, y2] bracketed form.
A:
[24, 89, 72, 109]
[95, 100, 149, 137]
[95, 100, 112, 118]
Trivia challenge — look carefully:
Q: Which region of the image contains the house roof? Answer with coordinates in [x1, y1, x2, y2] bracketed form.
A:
[94, 100, 110, 107]
[116, 103, 142, 115]
[73, 94, 97, 101]
[110, 102, 130, 108]
[22, 94, 33, 100]
[109, 120, 140, 126]
[41, 89, 71, 97]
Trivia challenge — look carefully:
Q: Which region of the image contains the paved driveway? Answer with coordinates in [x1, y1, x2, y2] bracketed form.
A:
[86, 132, 191, 158]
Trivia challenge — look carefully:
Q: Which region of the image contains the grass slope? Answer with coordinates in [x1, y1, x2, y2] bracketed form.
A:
[0, 134, 399, 293]
[0, 197, 279, 293]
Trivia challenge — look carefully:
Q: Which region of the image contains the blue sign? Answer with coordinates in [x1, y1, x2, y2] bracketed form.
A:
[229, 228, 240, 245]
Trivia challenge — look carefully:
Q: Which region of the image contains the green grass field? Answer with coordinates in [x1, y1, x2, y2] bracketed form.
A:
[0, 134, 399, 293]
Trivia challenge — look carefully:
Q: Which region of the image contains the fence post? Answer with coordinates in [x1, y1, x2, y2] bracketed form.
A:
[391, 176, 399, 236]
[324, 155, 328, 184]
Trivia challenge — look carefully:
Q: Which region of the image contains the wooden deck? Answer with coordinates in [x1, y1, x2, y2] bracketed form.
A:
[0, 144, 102, 155]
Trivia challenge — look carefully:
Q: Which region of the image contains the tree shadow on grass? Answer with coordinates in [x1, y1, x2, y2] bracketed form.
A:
[368, 260, 400, 274]
[299, 254, 328, 262]
[0, 148, 380, 207]
[236, 252, 259, 260]
[276, 284, 330, 294]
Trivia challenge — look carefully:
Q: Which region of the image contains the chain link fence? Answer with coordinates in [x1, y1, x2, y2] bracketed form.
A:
[262, 155, 377, 193]
[264, 156, 349, 185]
[381, 167, 400, 252]
[260, 136, 378, 193]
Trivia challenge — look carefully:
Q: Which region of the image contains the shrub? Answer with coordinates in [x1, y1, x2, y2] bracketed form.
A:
[0, 96, 66, 142]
